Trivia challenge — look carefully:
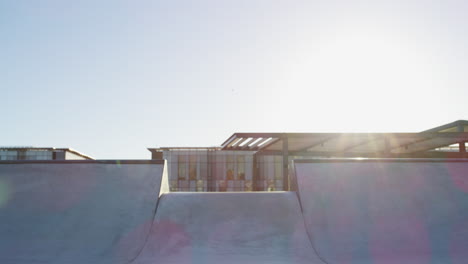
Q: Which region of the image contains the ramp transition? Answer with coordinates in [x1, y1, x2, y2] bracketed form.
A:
[294, 159, 468, 264]
[133, 192, 322, 264]
[0, 161, 165, 264]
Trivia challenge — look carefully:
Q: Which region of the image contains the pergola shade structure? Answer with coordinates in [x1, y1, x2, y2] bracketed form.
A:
[221, 124, 468, 191]
[221, 121, 468, 158]
[221, 132, 468, 157]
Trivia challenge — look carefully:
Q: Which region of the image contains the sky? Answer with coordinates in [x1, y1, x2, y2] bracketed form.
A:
[1, 0, 468, 159]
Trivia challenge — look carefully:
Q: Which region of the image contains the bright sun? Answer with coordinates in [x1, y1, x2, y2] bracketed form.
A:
[273, 26, 441, 132]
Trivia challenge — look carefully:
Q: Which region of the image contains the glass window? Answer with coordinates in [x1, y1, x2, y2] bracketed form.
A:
[226, 155, 234, 180]
[189, 154, 197, 180]
[237, 155, 245, 180]
[218, 180, 227, 192]
[274, 156, 282, 180]
[178, 155, 186, 180]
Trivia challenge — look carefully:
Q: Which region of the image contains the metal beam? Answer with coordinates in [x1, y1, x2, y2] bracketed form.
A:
[457, 124, 466, 157]
[341, 135, 383, 152]
[230, 138, 250, 149]
[295, 135, 337, 152]
[387, 134, 436, 153]
[255, 150, 388, 157]
[257, 137, 280, 151]
[421, 120, 468, 132]
[246, 137, 266, 149]
[221, 134, 239, 148]
[390, 134, 464, 154]
[282, 136, 289, 191]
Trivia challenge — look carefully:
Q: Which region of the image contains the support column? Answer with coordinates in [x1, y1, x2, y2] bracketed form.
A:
[457, 123, 466, 158]
[383, 136, 390, 158]
[282, 135, 289, 191]
[252, 152, 259, 191]
[459, 142, 466, 157]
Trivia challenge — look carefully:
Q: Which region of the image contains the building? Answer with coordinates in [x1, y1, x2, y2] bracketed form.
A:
[149, 120, 468, 192]
[149, 147, 257, 192]
[0, 147, 93, 161]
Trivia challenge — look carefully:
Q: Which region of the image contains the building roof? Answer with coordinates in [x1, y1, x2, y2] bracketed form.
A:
[147, 120, 468, 157]
[220, 120, 468, 156]
[221, 132, 468, 154]
[421, 120, 468, 133]
[149, 147, 221, 151]
[0, 147, 94, 160]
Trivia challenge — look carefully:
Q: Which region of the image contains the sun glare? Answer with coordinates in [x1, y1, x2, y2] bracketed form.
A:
[308, 28, 434, 93]
[276, 26, 439, 131]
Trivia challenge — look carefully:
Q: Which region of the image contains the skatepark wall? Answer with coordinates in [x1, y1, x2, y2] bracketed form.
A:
[0, 160, 166, 264]
[292, 158, 468, 264]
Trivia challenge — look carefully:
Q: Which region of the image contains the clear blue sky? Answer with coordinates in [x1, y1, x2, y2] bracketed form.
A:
[2, 0, 467, 159]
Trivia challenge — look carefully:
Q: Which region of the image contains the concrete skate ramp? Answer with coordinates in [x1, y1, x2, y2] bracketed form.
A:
[0, 160, 165, 264]
[294, 159, 468, 264]
[133, 192, 324, 264]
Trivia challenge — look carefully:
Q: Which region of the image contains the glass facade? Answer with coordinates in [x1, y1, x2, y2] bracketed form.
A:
[0, 149, 90, 160]
[255, 155, 284, 191]
[163, 149, 259, 192]
[161, 149, 284, 192]
[0, 150, 20, 160]
[160, 149, 322, 192]
[0, 150, 53, 160]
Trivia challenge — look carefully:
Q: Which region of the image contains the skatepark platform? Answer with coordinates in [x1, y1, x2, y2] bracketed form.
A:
[0, 159, 467, 263]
